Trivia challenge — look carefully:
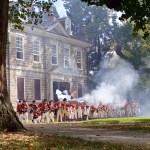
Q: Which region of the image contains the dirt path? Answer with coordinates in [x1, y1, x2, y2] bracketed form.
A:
[25, 124, 150, 148]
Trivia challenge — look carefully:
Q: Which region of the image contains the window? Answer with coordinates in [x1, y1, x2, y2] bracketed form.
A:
[34, 79, 41, 100]
[78, 84, 82, 98]
[77, 50, 82, 69]
[64, 48, 70, 67]
[33, 40, 40, 62]
[51, 44, 58, 64]
[17, 77, 24, 100]
[16, 36, 24, 59]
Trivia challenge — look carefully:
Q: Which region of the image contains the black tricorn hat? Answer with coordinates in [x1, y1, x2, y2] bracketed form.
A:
[63, 98, 67, 101]
[19, 99, 22, 103]
[43, 99, 47, 102]
[32, 100, 36, 103]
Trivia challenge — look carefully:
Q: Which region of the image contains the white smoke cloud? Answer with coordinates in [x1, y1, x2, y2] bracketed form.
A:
[83, 63, 139, 105]
[54, 0, 67, 17]
[56, 89, 71, 101]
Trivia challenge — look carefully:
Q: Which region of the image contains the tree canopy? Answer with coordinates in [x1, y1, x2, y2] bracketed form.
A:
[9, 0, 54, 30]
[81, 0, 150, 39]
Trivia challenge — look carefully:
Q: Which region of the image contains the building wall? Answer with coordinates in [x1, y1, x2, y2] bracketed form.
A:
[7, 24, 90, 109]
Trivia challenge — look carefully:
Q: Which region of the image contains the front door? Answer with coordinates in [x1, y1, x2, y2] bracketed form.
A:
[53, 81, 70, 101]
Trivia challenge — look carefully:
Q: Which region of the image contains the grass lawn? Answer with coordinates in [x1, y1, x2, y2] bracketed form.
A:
[13, 117, 149, 150]
[77, 117, 150, 124]
[64, 117, 150, 131]
[0, 132, 148, 150]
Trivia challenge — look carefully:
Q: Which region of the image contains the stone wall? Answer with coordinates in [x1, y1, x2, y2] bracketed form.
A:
[7, 24, 90, 109]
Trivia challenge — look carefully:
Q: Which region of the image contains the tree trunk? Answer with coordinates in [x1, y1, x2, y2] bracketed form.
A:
[115, 45, 150, 73]
[0, 0, 25, 132]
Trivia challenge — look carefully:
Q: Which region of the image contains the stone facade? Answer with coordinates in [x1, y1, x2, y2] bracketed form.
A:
[6, 17, 91, 109]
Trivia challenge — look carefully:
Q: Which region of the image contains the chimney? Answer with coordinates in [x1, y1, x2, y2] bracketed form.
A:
[65, 17, 72, 35]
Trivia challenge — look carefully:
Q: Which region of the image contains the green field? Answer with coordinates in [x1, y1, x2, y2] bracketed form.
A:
[58, 117, 150, 131]
[78, 117, 150, 125]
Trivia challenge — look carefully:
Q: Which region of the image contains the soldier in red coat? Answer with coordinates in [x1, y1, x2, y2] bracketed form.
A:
[48, 100, 55, 122]
[16, 99, 22, 121]
[90, 105, 96, 119]
[77, 103, 83, 121]
[38, 99, 48, 123]
[20, 100, 29, 123]
[29, 100, 38, 123]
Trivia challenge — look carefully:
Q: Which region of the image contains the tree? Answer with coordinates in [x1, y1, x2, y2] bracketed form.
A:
[81, 0, 150, 39]
[0, 0, 24, 131]
[0, 0, 53, 132]
[114, 23, 150, 71]
[63, 0, 121, 90]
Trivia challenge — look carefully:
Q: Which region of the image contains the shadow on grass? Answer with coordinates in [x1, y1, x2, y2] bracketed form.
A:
[0, 132, 148, 150]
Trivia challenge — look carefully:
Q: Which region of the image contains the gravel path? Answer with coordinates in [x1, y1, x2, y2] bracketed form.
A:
[25, 124, 150, 148]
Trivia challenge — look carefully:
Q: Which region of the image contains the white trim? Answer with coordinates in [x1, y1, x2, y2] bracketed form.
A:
[16, 34, 25, 61]
[23, 25, 92, 48]
[16, 33, 25, 37]
[47, 21, 70, 37]
[8, 64, 44, 73]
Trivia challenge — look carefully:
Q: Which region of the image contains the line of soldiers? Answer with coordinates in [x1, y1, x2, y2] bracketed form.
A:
[16, 98, 141, 123]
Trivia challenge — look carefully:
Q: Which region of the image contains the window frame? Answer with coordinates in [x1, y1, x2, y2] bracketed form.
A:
[64, 47, 70, 68]
[76, 50, 82, 69]
[33, 39, 41, 63]
[51, 43, 58, 65]
[16, 35, 24, 60]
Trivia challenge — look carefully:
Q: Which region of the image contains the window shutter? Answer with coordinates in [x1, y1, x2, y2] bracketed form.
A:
[78, 84, 82, 98]
[17, 78, 24, 100]
[34, 79, 41, 100]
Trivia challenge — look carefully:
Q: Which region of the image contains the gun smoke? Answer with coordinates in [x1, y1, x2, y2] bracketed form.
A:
[83, 63, 139, 105]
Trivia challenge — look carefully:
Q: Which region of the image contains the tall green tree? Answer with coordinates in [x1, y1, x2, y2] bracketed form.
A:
[63, 0, 120, 71]
[0, 0, 26, 132]
[115, 22, 150, 71]
[81, 0, 150, 39]
[63, 0, 121, 90]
